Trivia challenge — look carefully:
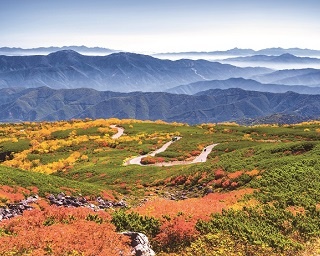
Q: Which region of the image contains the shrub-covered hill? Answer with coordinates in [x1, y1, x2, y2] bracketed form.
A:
[1, 118, 320, 255]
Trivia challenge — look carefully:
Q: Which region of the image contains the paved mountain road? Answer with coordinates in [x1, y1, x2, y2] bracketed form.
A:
[110, 125, 124, 139]
[110, 125, 217, 166]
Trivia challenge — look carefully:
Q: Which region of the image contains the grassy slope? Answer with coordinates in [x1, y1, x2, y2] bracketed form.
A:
[0, 165, 104, 196]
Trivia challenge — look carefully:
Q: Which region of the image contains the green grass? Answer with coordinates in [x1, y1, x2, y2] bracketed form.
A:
[51, 127, 103, 139]
[0, 139, 30, 153]
[0, 165, 103, 196]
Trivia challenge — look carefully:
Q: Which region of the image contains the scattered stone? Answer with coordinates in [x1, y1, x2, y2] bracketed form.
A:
[48, 194, 127, 210]
[203, 187, 213, 195]
[0, 195, 38, 221]
[122, 232, 155, 256]
[1, 193, 127, 222]
[170, 196, 176, 200]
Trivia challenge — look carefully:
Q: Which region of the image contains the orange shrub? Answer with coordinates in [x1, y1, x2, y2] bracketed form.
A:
[155, 216, 199, 251]
[214, 169, 226, 179]
[0, 204, 130, 255]
[246, 169, 260, 177]
[135, 189, 254, 221]
[230, 182, 239, 189]
[0, 185, 36, 203]
[213, 178, 223, 187]
[171, 175, 187, 185]
[227, 171, 244, 180]
[222, 179, 231, 188]
[190, 150, 201, 156]
[141, 156, 165, 165]
[100, 190, 116, 201]
[141, 156, 156, 165]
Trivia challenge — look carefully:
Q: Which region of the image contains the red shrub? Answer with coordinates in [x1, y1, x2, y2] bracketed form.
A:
[221, 179, 231, 188]
[190, 150, 201, 156]
[172, 175, 187, 185]
[100, 190, 116, 201]
[230, 182, 239, 189]
[213, 178, 223, 187]
[155, 216, 199, 250]
[141, 156, 156, 165]
[214, 169, 226, 179]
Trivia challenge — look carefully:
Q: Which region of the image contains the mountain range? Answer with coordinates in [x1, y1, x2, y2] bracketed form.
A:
[1, 86, 319, 124]
[0, 50, 271, 92]
[3, 47, 320, 57]
[155, 48, 320, 58]
[252, 68, 320, 86]
[222, 54, 320, 64]
[0, 48, 320, 125]
[167, 78, 320, 95]
[0, 46, 117, 56]
[218, 54, 320, 69]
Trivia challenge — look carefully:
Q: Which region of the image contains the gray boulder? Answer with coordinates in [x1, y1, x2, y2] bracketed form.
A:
[122, 231, 155, 256]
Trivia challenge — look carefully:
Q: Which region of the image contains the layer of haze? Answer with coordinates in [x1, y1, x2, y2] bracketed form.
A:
[1, 0, 319, 53]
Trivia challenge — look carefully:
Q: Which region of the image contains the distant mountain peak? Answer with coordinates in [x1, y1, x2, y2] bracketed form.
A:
[277, 53, 297, 58]
[109, 51, 154, 58]
[47, 50, 82, 57]
[106, 52, 161, 64]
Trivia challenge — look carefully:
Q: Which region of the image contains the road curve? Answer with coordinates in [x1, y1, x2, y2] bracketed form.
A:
[124, 137, 181, 166]
[110, 125, 124, 139]
[191, 143, 218, 163]
[152, 143, 218, 166]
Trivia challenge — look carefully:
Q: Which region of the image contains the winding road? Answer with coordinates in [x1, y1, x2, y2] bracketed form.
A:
[152, 143, 218, 167]
[110, 125, 124, 139]
[124, 137, 182, 166]
[110, 125, 217, 166]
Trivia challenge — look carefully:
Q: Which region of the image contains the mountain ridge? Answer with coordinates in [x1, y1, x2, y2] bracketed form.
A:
[0, 46, 117, 56]
[155, 47, 320, 57]
[222, 54, 320, 64]
[0, 51, 271, 92]
[1, 86, 320, 124]
[3, 46, 320, 57]
[166, 77, 320, 95]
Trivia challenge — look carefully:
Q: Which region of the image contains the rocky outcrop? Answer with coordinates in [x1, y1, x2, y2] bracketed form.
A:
[0, 192, 128, 222]
[122, 232, 155, 256]
[47, 193, 127, 209]
[0, 195, 38, 221]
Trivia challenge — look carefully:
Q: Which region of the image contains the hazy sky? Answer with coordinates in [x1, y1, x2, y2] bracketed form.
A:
[1, 0, 319, 52]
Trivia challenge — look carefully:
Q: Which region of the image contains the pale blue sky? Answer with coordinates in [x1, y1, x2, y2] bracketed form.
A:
[1, 0, 319, 52]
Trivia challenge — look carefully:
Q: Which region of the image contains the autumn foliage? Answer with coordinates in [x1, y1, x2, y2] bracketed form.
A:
[0, 185, 38, 204]
[0, 201, 131, 255]
[154, 216, 199, 252]
[135, 188, 254, 220]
